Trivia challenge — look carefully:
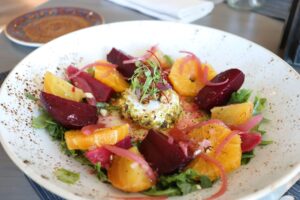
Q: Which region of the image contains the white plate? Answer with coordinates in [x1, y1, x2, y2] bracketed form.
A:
[0, 21, 300, 200]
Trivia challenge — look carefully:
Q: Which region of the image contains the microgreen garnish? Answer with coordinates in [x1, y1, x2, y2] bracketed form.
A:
[130, 59, 170, 103]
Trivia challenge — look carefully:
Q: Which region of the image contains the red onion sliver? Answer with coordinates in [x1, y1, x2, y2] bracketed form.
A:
[233, 114, 264, 132]
[123, 45, 159, 65]
[179, 51, 209, 85]
[81, 124, 106, 135]
[146, 50, 162, 66]
[179, 50, 196, 57]
[199, 154, 228, 200]
[149, 44, 158, 53]
[103, 145, 156, 182]
[178, 141, 189, 157]
[199, 64, 208, 84]
[123, 57, 145, 64]
[215, 130, 240, 156]
[206, 78, 229, 86]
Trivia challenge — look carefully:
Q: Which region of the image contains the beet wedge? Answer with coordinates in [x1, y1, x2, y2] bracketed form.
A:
[195, 68, 245, 111]
[240, 133, 262, 152]
[40, 92, 98, 129]
[139, 130, 192, 175]
[107, 48, 136, 78]
[67, 66, 114, 102]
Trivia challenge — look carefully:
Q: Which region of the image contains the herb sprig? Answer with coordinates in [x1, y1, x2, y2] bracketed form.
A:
[130, 60, 169, 103]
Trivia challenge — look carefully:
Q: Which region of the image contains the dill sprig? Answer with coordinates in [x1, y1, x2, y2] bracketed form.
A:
[130, 59, 168, 103]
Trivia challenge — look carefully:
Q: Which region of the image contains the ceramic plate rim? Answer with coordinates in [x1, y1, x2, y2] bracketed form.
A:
[0, 20, 300, 200]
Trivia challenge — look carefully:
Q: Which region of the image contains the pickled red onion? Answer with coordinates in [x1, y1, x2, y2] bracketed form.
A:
[178, 141, 189, 157]
[233, 114, 263, 132]
[123, 56, 149, 64]
[123, 45, 158, 64]
[179, 51, 228, 87]
[146, 50, 161, 66]
[103, 145, 156, 182]
[215, 130, 240, 156]
[199, 154, 227, 200]
[199, 64, 208, 84]
[179, 51, 202, 75]
[206, 78, 229, 86]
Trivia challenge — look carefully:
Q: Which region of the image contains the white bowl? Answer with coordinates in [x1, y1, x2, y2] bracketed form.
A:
[0, 21, 300, 200]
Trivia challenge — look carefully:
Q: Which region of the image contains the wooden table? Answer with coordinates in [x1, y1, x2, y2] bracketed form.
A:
[0, 1, 286, 199]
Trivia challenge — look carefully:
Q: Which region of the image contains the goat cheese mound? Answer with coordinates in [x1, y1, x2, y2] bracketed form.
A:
[119, 89, 182, 129]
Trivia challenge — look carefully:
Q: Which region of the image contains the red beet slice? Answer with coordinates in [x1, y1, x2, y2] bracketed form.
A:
[40, 92, 98, 129]
[195, 68, 245, 111]
[107, 48, 136, 78]
[139, 130, 191, 175]
[67, 66, 114, 102]
[240, 133, 262, 152]
[85, 136, 132, 169]
[85, 147, 112, 169]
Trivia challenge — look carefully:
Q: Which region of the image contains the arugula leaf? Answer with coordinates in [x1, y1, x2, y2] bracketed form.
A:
[253, 96, 267, 115]
[144, 169, 212, 197]
[25, 92, 39, 102]
[199, 176, 212, 188]
[241, 151, 255, 165]
[94, 163, 108, 182]
[32, 109, 78, 156]
[144, 186, 180, 196]
[252, 125, 267, 135]
[54, 168, 80, 184]
[259, 140, 273, 146]
[228, 89, 252, 104]
[32, 111, 52, 129]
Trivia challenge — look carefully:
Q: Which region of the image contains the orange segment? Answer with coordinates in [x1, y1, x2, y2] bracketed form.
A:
[168, 58, 216, 96]
[65, 124, 129, 150]
[187, 123, 241, 181]
[43, 71, 85, 102]
[94, 62, 129, 92]
[108, 147, 154, 192]
[211, 102, 254, 126]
